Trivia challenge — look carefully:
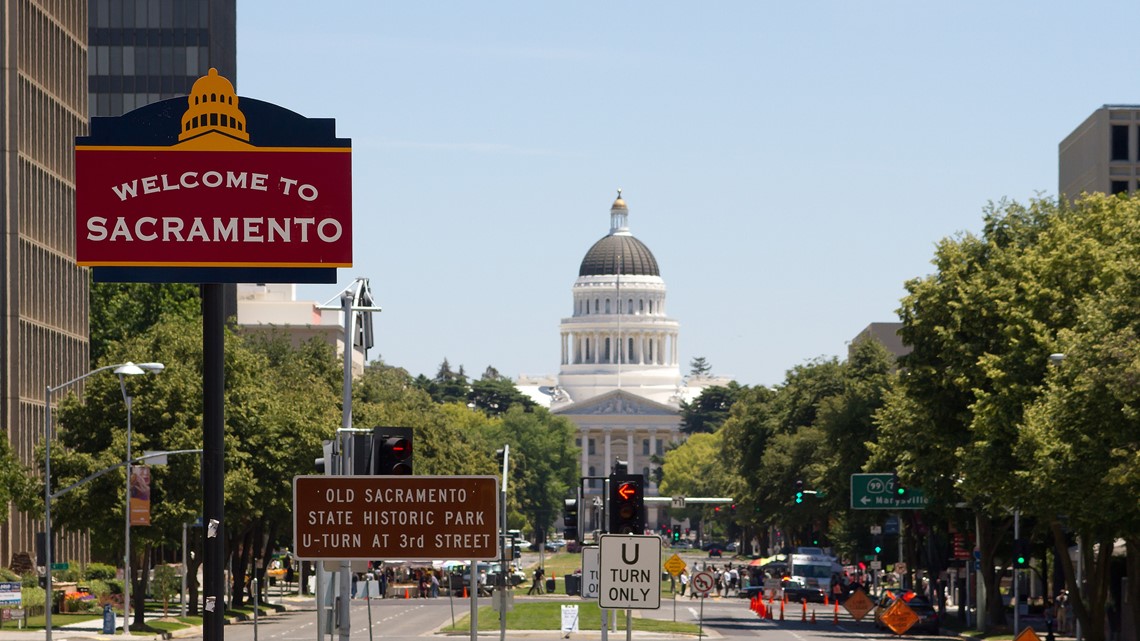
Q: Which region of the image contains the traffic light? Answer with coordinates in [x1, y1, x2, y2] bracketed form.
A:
[673, 529, 681, 542]
[892, 472, 907, 498]
[1013, 538, 1029, 569]
[372, 427, 413, 475]
[873, 534, 883, 555]
[608, 473, 644, 534]
[563, 496, 579, 540]
[314, 440, 334, 474]
[795, 480, 804, 504]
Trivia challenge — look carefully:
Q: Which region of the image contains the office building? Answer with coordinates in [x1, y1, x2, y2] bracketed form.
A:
[1060, 105, 1140, 199]
[0, 2, 90, 566]
[88, 0, 236, 118]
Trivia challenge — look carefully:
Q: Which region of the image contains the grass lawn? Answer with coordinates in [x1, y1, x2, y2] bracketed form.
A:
[440, 600, 699, 634]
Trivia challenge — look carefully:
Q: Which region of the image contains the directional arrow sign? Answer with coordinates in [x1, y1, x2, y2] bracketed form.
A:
[850, 473, 929, 510]
[618, 482, 637, 500]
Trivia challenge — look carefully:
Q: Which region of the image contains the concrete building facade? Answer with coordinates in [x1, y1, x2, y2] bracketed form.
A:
[1, 1, 91, 566]
[1060, 105, 1140, 200]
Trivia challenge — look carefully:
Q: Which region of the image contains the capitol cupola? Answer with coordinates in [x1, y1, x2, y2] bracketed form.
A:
[179, 68, 248, 142]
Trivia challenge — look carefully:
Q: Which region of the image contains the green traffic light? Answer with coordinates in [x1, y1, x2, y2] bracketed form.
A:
[874, 546, 882, 554]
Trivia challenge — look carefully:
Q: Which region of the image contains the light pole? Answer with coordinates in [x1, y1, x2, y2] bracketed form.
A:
[119, 362, 164, 635]
[44, 361, 163, 641]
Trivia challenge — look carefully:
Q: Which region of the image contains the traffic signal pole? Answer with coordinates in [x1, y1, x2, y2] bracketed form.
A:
[1013, 509, 1020, 636]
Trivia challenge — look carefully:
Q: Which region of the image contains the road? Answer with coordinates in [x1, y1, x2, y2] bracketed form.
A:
[211, 591, 950, 641]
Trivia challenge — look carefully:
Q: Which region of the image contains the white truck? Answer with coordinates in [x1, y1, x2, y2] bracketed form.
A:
[788, 553, 841, 594]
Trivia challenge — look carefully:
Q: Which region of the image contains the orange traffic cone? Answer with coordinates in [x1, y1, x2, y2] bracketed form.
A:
[766, 606, 773, 620]
[801, 599, 807, 621]
[463, 586, 468, 599]
[824, 594, 829, 606]
[757, 600, 766, 619]
[833, 601, 839, 624]
[779, 600, 785, 620]
[404, 588, 409, 599]
[810, 610, 816, 624]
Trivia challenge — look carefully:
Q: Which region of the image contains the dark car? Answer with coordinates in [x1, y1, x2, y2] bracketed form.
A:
[874, 590, 940, 634]
[781, 579, 825, 603]
[708, 548, 722, 558]
[701, 541, 727, 551]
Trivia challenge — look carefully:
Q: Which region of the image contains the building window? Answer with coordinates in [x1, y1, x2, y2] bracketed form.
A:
[1112, 180, 1129, 195]
[594, 299, 599, 313]
[588, 466, 597, 489]
[588, 439, 596, 455]
[639, 299, 644, 314]
[642, 466, 650, 481]
[656, 441, 664, 456]
[642, 440, 649, 456]
[605, 299, 611, 314]
[628, 299, 633, 314]
[1112, 125, 1129, 161]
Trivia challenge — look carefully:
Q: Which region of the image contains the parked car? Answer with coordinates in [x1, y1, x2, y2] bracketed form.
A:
[781, 579, 825, 603]
[708, 548, 722, 558]
[701, 541, 727, 551]
[873, 589, 940, 634]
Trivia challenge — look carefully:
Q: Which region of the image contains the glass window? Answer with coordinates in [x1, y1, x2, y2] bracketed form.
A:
[186, 46, 199, 76]
[588, 439, 595, 455]
[109, 46, 122, 75]
[122, 46, 134, 75]
[1112, 125, 1129, 161]
[148, 0, 160, 28]
[109, 0, 122, 27]
[135, 0, 147, 28]
[96, 0, 110, 27]
[1111, 180, 1128, 195]
[605, 299, 611, 314]
[161, 46, 173, 75]
[96, 46, 110, 75]
[642, 440, 649, 456]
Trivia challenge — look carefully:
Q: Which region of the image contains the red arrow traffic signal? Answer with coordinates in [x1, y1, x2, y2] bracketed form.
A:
[618, 482, 637, 500]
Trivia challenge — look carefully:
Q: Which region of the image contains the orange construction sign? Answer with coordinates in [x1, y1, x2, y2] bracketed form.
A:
[843, 588, 875, 622]
[879, 598, 919, 635]
[1014, 627, 1042, 641]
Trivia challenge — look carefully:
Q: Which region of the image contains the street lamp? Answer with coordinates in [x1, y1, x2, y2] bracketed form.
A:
[119, 362, 164, 635]
[43, 361, 163, 641]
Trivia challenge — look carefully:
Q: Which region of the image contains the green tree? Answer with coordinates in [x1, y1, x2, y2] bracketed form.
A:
[468, 371, 535, 416]
[88, 282, 199, 363]
[689, 357, 712, 377]
[679, 382, 744, 434]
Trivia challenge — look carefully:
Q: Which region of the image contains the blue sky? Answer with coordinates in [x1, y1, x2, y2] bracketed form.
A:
[236, 1, 1136, 387]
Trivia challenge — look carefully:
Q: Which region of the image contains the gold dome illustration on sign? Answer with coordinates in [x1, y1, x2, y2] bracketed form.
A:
[177, 68, 251, 149]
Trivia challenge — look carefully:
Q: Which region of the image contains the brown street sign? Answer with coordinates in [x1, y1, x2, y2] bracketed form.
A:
[293, 475, 498, 560]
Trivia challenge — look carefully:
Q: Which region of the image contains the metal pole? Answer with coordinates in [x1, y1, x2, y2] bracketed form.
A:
[123, 393, 132, 635]
[469, 558, 478, 641]
[44, 386, 53, 641]
[625, 609, 631, 641]
[181, 522, 188, 617]
[253, 577, 259, 641]
[498, 445, 509, 641]
[1013, 510, 1020, 636]
[975, 512, 986, 632]
[337, 286, 356, 641]
[897, 511, 905, 589]
[1076, 536, 1083, 641]
[202, 283, 226, 641]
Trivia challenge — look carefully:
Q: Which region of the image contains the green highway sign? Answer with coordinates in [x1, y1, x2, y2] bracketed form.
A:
[850, 473, 929, 510]
[50, 563, 68, 571]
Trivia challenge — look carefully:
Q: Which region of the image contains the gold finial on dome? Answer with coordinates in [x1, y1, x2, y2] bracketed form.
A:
[612, 187, 627, 210]
[178, 68, 249, 142]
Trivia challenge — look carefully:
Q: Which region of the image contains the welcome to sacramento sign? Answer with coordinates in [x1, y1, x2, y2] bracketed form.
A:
[75, 68, 351, 284]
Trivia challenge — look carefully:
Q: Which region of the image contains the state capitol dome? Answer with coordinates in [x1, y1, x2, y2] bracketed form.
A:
[578, 190, 661, 277]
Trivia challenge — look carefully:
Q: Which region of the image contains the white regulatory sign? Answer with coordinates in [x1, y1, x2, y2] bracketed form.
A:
[580, 546, 600, 599]
[598, 534, 662, 609]
[671, 496, 686, 509]
[691, 570, 714, 597]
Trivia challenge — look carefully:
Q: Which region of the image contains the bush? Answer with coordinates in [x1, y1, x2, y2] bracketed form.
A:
[106, 578, 124, 595]
[59, 562, 84, 583]
[0, 567, 19, 581]
[86, 563, 117, 581]
[86, 579, 111, 601]
[20, 572, 40, 588]
[21, 586, 45, 614]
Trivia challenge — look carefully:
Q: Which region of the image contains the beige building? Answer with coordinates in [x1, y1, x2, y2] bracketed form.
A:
[849, 322, 909, 368]
[1, 2, 91, 567]
[1060, 105, 1140, 200]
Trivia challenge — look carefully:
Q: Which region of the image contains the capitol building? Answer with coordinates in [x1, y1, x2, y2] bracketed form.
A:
[519, 191, 730, 534]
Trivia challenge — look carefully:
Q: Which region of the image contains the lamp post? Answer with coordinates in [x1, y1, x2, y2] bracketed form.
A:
[119, 362, 164, 635]
[44, 361, 163, 641]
